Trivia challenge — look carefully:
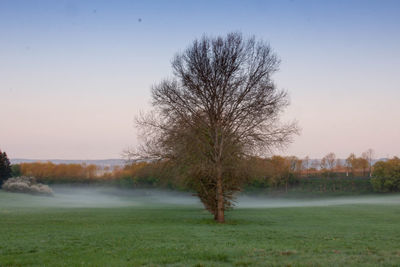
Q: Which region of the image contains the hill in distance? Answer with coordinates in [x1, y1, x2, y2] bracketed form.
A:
[10, 159, 126, 168]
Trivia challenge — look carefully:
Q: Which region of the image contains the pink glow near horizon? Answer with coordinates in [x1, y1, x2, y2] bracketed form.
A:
[1, 1, 399, 160]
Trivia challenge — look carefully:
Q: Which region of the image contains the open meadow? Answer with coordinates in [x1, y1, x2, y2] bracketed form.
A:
[2, 1, 400, 266]
[1, 188, 400, 266]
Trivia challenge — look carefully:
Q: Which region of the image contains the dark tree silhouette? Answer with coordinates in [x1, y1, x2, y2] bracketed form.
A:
[0, 150, 12, 185]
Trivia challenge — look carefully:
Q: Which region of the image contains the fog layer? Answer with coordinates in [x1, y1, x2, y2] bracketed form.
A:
[1, 186, 400, 209]
[0, 186, 200, 209]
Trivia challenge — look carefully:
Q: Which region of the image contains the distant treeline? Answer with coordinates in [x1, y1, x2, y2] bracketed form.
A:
[11, 154, 400, 193]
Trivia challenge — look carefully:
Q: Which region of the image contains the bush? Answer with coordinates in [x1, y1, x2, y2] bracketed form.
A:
[371, 157, 400, 192]
[11, 164, 22, 177]
[2, 176, 53, 196]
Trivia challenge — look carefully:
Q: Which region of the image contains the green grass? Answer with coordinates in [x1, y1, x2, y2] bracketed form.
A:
[1, 190, 400, 266]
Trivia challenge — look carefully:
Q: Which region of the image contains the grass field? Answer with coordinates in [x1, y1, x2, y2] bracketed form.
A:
[1, 188, 400, 266]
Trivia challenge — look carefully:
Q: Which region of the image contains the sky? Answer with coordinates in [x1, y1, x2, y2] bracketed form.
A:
[1, 0, 399, 160]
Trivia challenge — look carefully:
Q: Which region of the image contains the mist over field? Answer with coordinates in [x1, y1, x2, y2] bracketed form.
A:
[0, 187, 200, 209]
[236, 194, 400, 208]
[2, 187, 400, 210]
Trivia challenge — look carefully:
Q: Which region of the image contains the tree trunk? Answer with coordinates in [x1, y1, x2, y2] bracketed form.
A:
[216, 166, 225, 223]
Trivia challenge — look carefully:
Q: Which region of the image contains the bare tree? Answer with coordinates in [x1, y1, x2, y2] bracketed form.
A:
[346, 153, 356, 176]
[320, 152, 336, 191]
[321, 153, 336, 172]
[134, 32, 298, 222]
[362, 149, 374, 177]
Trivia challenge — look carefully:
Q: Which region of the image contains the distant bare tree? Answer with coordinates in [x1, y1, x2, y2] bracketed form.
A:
[134, 32, 298, 222]
[321, 153, 336, 172]
[346, 153, 357, 176]
[302, 156, 310, 177]
[362, 149, 375, 177]
[319, 152, 336, 191]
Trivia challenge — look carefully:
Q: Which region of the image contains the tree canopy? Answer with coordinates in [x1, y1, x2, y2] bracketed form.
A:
[371, 157, 400, 192]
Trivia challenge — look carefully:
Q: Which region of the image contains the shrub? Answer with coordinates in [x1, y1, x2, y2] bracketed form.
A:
[2, 176, 53, 196]
[371, 157, 400, 192]
[11, 164, 22, 177]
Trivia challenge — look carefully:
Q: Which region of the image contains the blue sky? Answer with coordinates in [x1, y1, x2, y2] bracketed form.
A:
[1, 0, 399, 159]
